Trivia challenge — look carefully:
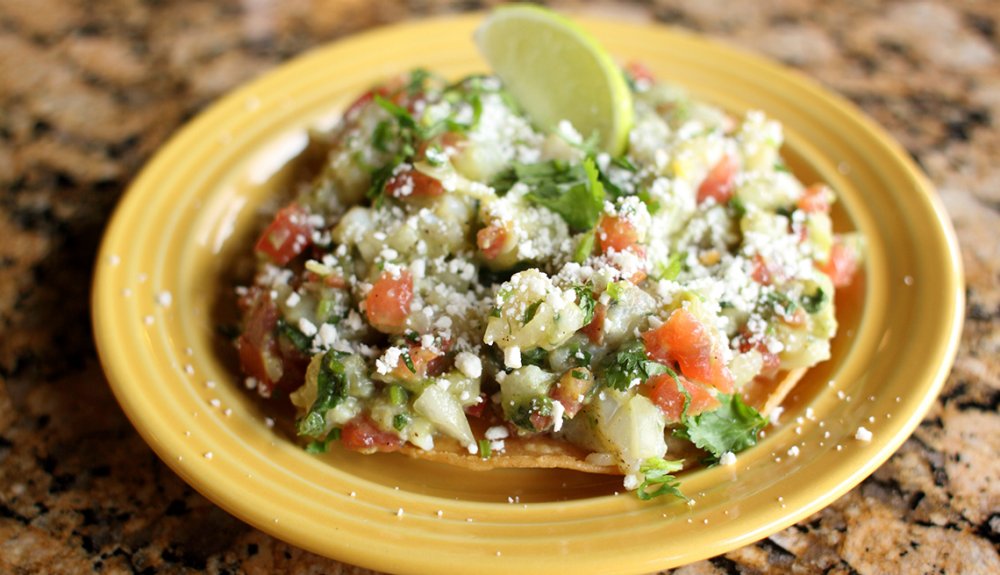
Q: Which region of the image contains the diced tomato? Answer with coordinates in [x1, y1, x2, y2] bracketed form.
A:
[364, 271, 413, 334]
[464, 394, 488, 418]
[697, 155, 738, 205]
[344, 88, 385, 118]
[529, 411, 553, 433]
[551, 368, 595, 419]
[385, 167, 445, 199]
[646, 374, 720, 422]
[751, 254, 781, 285]
[625, 61, 656, 84]
[389, 345, 440, 382]
[819, 241, 858, 288]
[797, 184, 831, 213]
[254, 204, 313, 266]
[341, 416, 402, 453]
[580, 302, 607, 345]
[324, 274, 348, 289]
[739, 334, 782, 380]
[236, 287, 282, 393]
[597, 215, 641, 254]
[477, 222, 510, 260]
[417, 131, 467, 161]
[642, 308, 734, 393]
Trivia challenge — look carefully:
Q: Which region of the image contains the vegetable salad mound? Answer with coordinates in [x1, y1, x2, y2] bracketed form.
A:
[235, 66, 860, 498]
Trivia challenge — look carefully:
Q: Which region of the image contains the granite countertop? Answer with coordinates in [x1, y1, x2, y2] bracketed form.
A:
[1, 0, 997, 572]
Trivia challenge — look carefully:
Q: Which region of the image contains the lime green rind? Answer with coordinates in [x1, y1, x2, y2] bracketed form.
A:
[475, 4, 634, 156]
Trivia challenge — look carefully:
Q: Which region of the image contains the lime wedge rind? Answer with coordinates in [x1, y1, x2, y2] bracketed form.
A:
[475, 4, 634, 156]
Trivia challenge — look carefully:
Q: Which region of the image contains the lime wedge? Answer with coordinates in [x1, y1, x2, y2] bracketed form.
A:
[475, 5, 633, 156]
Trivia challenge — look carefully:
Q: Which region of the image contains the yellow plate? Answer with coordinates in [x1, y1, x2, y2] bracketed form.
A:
[92, 14, 963, 574]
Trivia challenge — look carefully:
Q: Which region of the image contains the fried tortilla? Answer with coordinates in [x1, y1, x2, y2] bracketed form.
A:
[399, 369, 808, 474]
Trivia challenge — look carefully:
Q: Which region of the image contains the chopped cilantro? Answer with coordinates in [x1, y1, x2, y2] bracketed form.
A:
[401, 349, 416, 373]
[522, 300, 543, 324]
[405, 68, 433, 95]
[656, 251, 686, 281]
[674, 394, 768, 462]
[573, 231, 595, 263]
[612, 156, 637, 171]
[492, 158, 606, 232]
[478, 439, 492, 460]
[638, 188, 661, 214]
[601, 340, 670, 391]
[729, 196, 747, 218]
[774, 161, 791, 173]
[520, 347, 548, 367]
[801, 288, 826, 313]
[509, 397, 552, 431]
[606, 280, 628, 302]
[571, 284, 597, 325]
[296, 350, 350, 437]
[636, 457, 687, 501]
[277, 318, 312, 352]
[762, 291, 798, 316]
[305, 428, 342, 453]
[388, 384, 408, 406]
[372, 119, 393, 153]
[392, 413, 410, 431]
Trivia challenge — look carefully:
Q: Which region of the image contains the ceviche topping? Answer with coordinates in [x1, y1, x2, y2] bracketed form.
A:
[235, 56, 859, 498]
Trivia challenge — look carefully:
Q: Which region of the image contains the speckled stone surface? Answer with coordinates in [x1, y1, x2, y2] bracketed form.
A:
[1, 0, 997, 573]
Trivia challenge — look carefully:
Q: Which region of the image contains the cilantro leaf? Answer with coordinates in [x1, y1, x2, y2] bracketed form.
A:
[636, 457, 687, 501]
[601, 340, 671, 391]
[296, 350, 350, 437]
[522, 300, 542, 324]
[801, 287, 826, 314]
[276, 318, 312, 352]
[655, 251, 686, 281]
[674, 393, 768, 462]
[492, 158, 606, 232]
[572, 284, 596, 325]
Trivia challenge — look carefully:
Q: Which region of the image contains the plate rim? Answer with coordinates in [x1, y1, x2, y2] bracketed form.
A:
[92, 13, 964, 574]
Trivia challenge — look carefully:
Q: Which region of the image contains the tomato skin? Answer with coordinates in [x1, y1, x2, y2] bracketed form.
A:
[797, 184, 831, 213]
[254, 204, 313, 266]
[365, 271, 413, 334]
[551, 368, 595, 419]
[739, 335, 782, 380]
[819, 241, 858, 288]
[697, 155, 738, 205]
[580, 302, 607, 345]
[647, 374, 720, 422]
[477, 223, 509, 260]
[341, 416, 402, 453]
[236, 288, 281, 392]
[642, 309, 734, 393]
[751, 254, 780, 285]
[417, 131, 467, 161]
[389, 345, 440, 382]
[385, 167, 445, 199]
[465, 394, 488, 418]
[625, 61, 656, 84]
[597, 215, 640, 254]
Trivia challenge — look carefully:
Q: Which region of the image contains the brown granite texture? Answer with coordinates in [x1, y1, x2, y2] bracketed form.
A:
[0, 0, 997, 573]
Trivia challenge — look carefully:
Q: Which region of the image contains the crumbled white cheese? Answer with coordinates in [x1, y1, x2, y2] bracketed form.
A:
[298, 318, 318, 337]
[455, 351, 482, 379]
[719, 451, 737, 466]
[551, 400, 565, 432]
[854, 426, 873, 442]
[485, 426, 509, 441]
[504, 346, 522, 369]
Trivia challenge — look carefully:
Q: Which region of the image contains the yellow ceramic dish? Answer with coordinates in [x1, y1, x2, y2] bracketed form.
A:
[92, 14, 963, 574]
